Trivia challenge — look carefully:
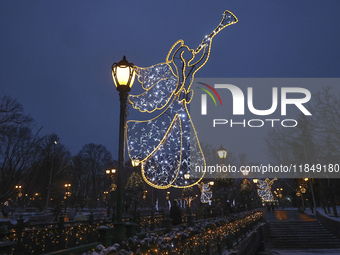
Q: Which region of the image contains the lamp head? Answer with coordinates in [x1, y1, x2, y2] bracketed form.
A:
[217, 145, 227, 159]
[112, 56, 135, 92]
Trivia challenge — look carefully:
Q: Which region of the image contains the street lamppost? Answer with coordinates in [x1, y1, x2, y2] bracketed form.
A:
[111, 56, 135, 242]
[46, 140, 57, 210]
[300, 185, 306, 210]
[252, 179, 259, 206]
[217, 145, 228, 213]
[64, 183, 71, 213]
[15, 185, 22, 207]
[105, 168, 117, 218]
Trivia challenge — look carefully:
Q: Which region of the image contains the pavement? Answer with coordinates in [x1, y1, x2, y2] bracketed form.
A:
[266, 208, 316, 222]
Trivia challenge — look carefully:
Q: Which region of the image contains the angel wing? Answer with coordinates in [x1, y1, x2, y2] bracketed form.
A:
[256, 179, 268, 190]
[129, 63, 178, 113]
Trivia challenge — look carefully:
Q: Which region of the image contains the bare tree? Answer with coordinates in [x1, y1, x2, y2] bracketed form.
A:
[0, 96, 43, 203]
[312, 86, 340, 158]
[264, 88, 340, 214]
[72, 143, 112, 208]
[0, 95, 33, 127]
[28, 133, 72, 209]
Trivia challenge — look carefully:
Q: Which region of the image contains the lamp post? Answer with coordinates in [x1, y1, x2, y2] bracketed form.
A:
[46, 140, 57, 210]
[105, 168, 117, 218]
[64, 183, 71, 213]
[300, 185, 306, 210]
[15, 185, 22, 207]
[217, 145, 228, 212]
[111, 56, 135, 242]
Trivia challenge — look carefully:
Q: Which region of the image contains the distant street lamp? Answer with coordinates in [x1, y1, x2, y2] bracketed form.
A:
[15, 185, 22, 203]
[240, 167, 250, 176]
[64, 183, 71, 212]
[105, 168, 117, 218]
[106, 168, 117, 175]
[216, 145, 228, 214]
[111, 56, 135, 242]
[106, 168, 117, 191]
[46, 140, 57, 210]
[143, 190, 147, 200]
[217, 145, 227, 163]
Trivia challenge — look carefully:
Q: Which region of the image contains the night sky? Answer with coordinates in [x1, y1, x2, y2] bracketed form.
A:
[1, 1, 340, 161]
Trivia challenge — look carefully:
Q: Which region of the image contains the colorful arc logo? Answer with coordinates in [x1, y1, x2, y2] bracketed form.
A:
[197, 82, 222, 115]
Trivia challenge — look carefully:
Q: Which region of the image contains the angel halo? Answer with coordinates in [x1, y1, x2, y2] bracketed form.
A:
[125, 10, 238, 195]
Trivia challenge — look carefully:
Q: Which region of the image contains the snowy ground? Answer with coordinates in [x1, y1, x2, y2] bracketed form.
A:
[304, 206, 340, 222]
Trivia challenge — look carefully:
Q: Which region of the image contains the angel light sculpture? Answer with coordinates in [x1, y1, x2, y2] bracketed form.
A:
[126, 10, 238, 190]
[198, 182, 213, 203]
[256, 178, 277, 202]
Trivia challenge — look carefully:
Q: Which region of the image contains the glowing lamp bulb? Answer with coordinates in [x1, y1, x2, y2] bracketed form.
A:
[112, 56, 135, 91]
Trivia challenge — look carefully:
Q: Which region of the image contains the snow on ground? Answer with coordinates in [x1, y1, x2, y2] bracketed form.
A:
[304, 206, 340, 222]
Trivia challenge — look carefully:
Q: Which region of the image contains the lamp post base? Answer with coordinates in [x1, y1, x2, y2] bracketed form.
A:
[113, 221, 126, 243]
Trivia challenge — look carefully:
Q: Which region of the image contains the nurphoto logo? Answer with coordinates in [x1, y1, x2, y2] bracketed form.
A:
[198, 83, 312, 128]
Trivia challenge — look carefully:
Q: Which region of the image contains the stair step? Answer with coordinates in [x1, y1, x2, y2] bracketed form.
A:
[269, 234, 339, 238]
[269, 231, 331, 235]
[267, 218, 340, 250]
[269, 237, 340, 242]
[268, 244, 340, 250]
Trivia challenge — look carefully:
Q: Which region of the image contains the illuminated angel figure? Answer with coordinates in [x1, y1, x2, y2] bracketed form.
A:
[126, 10, 238, 189]
[198, 182, 212, 203]
[256, 178, 277, 202]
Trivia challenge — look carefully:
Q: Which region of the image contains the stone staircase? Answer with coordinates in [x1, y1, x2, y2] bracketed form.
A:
[267, 220, 340, 249]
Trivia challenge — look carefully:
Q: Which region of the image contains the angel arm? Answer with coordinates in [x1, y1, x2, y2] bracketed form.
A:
[194, 10, 238, 54]
[268, 177, 277, 186]
[185, 10, 238, 88]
